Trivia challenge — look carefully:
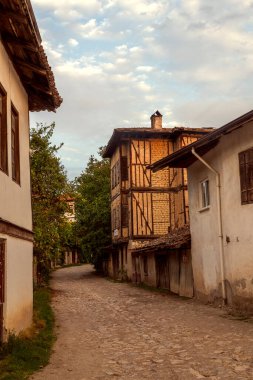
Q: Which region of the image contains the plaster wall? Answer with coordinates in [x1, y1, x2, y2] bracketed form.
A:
[0, 41, 32, 231]
[188, 121, 253, 306]
[2, 235, 33, 335]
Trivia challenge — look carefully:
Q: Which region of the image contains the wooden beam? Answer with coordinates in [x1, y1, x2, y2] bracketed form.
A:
[15, 59, 47, 76]
[24, 80, 52, 96]
[0, 9, 27, 24]
[3, 34, 38, 52]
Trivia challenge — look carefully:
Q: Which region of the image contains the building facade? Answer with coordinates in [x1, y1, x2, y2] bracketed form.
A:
[103, 111, 210, 291]
[0, 0, 62, 340]
[153, 110, 253, 309]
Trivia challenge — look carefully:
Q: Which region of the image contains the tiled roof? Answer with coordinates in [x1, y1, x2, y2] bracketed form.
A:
[0, 0, 62, 112]
[132, 225, 191, 254]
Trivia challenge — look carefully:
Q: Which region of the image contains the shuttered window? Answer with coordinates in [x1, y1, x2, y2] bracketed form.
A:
[111, 161, 120, 189]
[121, 205, 128, 227]
[11, 105, 20, 184]
[239, 148, 253, 204]
[0, 85, 7, 174]
[121, 156, 128, 181]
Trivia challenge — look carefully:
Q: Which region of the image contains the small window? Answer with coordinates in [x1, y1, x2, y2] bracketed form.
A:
[121, 156, 128, 181]
[200, 179, 210, 208]
[0, 84, 7, 174]
[121, 205, 128, 228]
[111, 161, 120, 189]
[239, 147, 253, 204]
[11, 105, 20, 184]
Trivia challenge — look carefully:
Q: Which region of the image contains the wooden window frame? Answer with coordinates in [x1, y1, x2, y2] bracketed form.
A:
[239, 147, 253, 205]
[0, 84, 8, 174]
[111, 160, 120, 189]
[11, 104, 20, 185]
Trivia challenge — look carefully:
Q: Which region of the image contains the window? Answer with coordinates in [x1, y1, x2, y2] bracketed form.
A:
[121, 194, 128, 228]
[121, 205, 128, 228]
[121, 156, 128, 181]
[239, 147, 253, 204]
[0, 85, 7, 174]
[200, 179, 210, 208]
[11, 105, 20, 184]
[111, 160, 120, 189]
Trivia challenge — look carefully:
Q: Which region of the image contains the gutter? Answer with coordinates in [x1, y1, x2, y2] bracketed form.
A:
[191, 148, 227, 304]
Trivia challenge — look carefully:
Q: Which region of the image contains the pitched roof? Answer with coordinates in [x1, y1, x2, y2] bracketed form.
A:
[103, 126, 211, 158]
[150, 110, 253, 171]
[132, 225, 191, 254]
[0, 0, 62, 112]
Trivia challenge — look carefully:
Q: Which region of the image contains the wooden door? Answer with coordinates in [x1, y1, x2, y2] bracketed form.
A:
[0, 240, 5, 342]
[156, 255, 169, 289]
[112, 252, 119, 279]
[179, 250, 194, 298]
[132, 256, 141, 283]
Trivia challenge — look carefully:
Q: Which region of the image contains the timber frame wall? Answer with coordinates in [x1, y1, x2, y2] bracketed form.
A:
[108, 130, 209, 245]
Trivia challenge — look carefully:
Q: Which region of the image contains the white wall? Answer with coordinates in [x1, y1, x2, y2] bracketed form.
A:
[3, 236, 33, 334]
[188, 120, 253, 306]
[0, 41, 32, 231]
[0, 41, 33, 335]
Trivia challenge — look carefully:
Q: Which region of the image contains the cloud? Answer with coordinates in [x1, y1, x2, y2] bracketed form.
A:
[68, 38, 79, 47]
[136, 65, 154, 72]
[32, 0, 101, 14]
[78, 18, 111, 39]
[31, 0, 253, 179]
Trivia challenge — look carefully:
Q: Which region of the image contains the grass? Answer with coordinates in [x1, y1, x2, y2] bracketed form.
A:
[0, 286, 55, 380]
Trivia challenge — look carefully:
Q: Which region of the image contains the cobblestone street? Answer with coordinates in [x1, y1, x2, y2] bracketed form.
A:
[31, 265, 253, 380]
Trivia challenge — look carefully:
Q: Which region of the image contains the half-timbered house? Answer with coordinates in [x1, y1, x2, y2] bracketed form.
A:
[103, 111, 210, 292]
[0, 0, 62, 341]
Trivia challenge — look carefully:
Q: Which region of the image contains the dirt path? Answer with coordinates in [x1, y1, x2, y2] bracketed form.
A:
[31, 264, 253, 380]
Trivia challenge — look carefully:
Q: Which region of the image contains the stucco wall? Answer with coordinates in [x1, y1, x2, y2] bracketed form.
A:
[188, 120, 253, 307]
[0, 41, 33, 336]
[2, 235, 33, 335]
[0, 41, 32, 231]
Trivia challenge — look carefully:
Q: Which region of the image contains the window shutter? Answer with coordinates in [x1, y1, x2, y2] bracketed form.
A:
[121, 156, 128, 181]
[239, 151, 247, 204]
[121, 205, 128, 228]
[116, 161, 120, 185]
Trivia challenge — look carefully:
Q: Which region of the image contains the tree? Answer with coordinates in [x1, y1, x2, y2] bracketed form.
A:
[30, 122, 69, 278]
[75, 148, 111, 268]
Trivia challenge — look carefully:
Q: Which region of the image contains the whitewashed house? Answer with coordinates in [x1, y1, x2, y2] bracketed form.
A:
[151, 110, 253, 311]
[0, 0, 62, 340]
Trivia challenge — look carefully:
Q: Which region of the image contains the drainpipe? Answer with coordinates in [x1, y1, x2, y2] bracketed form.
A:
[191, 147, 227, 305]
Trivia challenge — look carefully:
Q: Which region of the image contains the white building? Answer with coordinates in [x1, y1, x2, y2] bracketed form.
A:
[0, 0, 62, 340]
[151, 110, 253, 311]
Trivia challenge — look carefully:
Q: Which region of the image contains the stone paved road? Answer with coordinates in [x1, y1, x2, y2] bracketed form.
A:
[31, 265, 253, 380]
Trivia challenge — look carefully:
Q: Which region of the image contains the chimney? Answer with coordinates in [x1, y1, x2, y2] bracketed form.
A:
[150, 110, 163, 129]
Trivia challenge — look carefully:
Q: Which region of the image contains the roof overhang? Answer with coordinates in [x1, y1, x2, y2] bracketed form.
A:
[103, 127, 212, 158]
[132, 225, 191, 254]
[150, 110, 253, 171]
[0, 0, 62, 112]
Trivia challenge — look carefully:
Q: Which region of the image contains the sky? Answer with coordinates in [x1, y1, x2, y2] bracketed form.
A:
[30, 0, 253, 180]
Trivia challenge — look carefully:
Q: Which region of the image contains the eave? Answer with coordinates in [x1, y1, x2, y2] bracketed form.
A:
[150, 110, 253, 171]
[103, 127, 212, 158]
[0, 0, 62, 112]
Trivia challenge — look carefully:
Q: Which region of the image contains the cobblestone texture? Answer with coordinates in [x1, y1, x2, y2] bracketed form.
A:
[31, 265, 253, 380]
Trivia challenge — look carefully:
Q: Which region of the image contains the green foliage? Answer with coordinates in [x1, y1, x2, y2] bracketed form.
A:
[0, 287, 55, 379]
[75, 148, 111, 267]
[30, 123, 70, 270]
